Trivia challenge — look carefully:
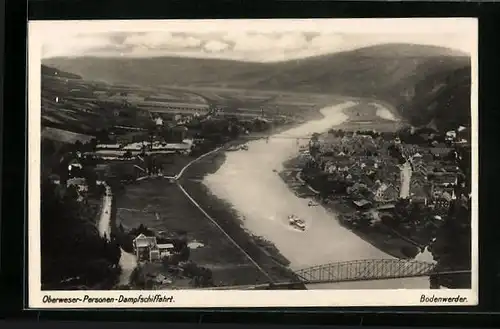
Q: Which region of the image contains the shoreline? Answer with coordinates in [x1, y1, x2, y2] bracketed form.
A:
[110, 98, 405, 287]
[279, 156, 421, 260]
[111, 135, 306, 287]
[198, 101, 396, 271]
[179, 148, 305, 285]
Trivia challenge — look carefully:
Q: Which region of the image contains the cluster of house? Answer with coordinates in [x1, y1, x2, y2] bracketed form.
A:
[138, 101, 210, 115]
[445, 126, 469, 145]
[95, 138, 194, 157]
[407, 147, 465, 213]
[153, 112, 205, 127]
[318, 155, 400, 187]
[306, 131, 467, 216]
[48, 154, 97, 202]
[319, 134, 382, 157]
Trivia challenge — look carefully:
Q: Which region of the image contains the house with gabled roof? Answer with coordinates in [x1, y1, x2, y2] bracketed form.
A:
[133, 233, 176, 262]
[133, 233, 157, 261]
[374, 183, 399, 203]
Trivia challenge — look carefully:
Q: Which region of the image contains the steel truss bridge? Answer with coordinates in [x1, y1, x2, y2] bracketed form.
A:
[294, 259, 470, 285]
[203, 259, 471, 290]
[238, 134, 314, 140]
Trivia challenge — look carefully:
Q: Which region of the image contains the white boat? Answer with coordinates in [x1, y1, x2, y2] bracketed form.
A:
[227, 145, 240, 152]
[288, 215, 306, 231]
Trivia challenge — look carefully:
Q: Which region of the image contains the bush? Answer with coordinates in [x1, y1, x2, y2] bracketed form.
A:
[182, 262, 214, 288]
[129, 266, 146, 289]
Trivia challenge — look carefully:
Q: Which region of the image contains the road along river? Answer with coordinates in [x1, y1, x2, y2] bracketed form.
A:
[204, 102, 389, 267]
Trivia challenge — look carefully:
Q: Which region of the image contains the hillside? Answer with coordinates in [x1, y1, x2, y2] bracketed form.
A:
[43, 43, 472, 130]
[41, 64, 82, 80]
[41, 64, 153, 139]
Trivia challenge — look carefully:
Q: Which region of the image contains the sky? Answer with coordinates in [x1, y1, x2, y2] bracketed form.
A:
[34, 19, 477, 62]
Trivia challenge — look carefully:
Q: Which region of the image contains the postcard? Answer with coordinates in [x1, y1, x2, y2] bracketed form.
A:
[28, 18, 478, 308]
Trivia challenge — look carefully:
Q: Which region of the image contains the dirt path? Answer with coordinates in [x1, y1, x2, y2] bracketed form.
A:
[96, 182, 138, 286]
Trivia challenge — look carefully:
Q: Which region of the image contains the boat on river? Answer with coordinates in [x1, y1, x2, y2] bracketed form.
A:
[288, 215, 306, 231]
[227, 144, 249, 152]
[308, 200, 318, 207]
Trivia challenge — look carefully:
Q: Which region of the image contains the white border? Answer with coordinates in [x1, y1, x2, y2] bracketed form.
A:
[27, 18, 479, 309]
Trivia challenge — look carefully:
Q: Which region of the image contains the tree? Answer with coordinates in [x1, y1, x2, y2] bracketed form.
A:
[123, 151, 133, 159]
[105, 237, 122, 265]
[42, 139, 56, 157]
[82, 167, 97, 192]
[129, 267, 146, 288]
[65, 184, 80, 201]
[178, 245, 191, 262]
[40, 176, 121, 289]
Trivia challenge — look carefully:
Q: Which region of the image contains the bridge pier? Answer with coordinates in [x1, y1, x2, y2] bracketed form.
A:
[429, 274, 440, 289]
[260, 282, 307, 290]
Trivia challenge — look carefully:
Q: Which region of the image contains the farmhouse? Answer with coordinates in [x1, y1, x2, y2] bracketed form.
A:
[133, 233, 176, 262]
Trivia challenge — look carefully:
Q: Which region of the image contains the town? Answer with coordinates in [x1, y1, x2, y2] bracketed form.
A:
[41, 86, 472, 290]
[281, 124, 471, 287]
[38, 34, 474, 292]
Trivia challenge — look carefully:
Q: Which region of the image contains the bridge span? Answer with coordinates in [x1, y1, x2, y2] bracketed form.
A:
[238, 134, 314, 140]
[201, 259, 470, 290]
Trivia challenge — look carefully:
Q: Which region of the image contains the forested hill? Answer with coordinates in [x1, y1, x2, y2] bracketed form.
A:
[43, 43, 472, 131]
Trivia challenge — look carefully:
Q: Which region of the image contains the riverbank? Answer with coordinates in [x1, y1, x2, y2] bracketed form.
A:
[279, 156, 421, 260]
[103, 116, 310, 288]
[113, 166, 300, 287]
[107, 99, 419, 288]
[179, 149, 304, 284]
[202, 101, 403, 274]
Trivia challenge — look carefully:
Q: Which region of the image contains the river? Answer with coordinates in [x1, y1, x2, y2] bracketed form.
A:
[370, 102, 398, 121]
[204, 102, 388, 267]
[203, 101, 433, 289]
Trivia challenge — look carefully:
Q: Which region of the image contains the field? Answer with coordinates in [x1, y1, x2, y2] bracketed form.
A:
[179, 151, 301, 283]
[107, 147, 304, 287]
[42, 126, 95, 143]
[42, 66, 337, 135]
[110, 149, 300, 286]
[44, 43, 471, 131]
[115, 178, 270, 286]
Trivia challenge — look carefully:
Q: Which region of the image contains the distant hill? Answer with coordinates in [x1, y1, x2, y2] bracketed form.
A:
[41, 64, 82, 80]
[40, 64, 153, 137]
[43, 43, 472, 130]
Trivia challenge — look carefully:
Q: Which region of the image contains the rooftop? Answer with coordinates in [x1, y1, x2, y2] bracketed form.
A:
[134, 233, 157, 248]
[157, 243, 175, 250]
[353, 199, 372, 207]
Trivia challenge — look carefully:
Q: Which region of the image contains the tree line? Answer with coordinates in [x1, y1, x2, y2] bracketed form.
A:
[41, 177, 122, 290]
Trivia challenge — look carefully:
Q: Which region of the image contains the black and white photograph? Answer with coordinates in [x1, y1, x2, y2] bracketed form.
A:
[28, 19, 478, 308]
